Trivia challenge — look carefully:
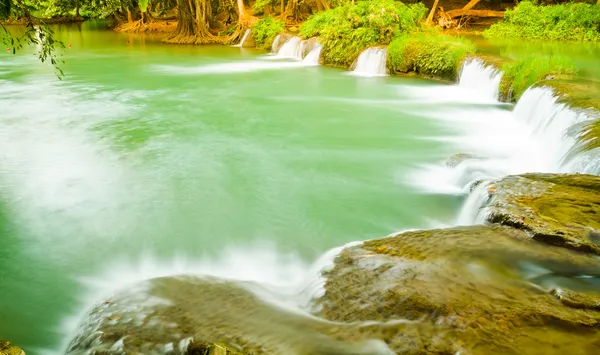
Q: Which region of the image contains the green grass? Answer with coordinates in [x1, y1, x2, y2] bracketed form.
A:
[484, 1, 600, 41]
[299, 0, 427, 67]
[387, 31, 476, 81]
[252, 17, 285, 49]
[500, 55, 577, 100]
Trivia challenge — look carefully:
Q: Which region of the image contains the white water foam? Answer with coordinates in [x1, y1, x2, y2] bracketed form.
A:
[408, 58, 598, 198]
[350, 47, 388, 77]
[276, 36, 304, 60]
[271, 34, 282, 53]
[302, 44, 322, 65]
[458, 58, 503, 102]
[152, 59, 318, 75]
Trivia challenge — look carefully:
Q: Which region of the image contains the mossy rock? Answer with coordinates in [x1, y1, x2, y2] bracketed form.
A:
[0, 341, 25, 355]
[65, 275, 404, 355]
[319, 225, 600, 354]
[481, 173, 600, 255]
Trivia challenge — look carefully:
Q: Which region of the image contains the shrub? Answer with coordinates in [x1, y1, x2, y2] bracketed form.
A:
[252, 17, 285, 49]
[500, 56, 578, 100]
[387, 31, 476, 80]
[299, 0, 427, 67]
[484, 1, 600, 41]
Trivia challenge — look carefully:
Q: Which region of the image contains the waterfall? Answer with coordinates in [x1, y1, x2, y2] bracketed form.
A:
[449, 87, 599, 225]
[351, 47, 388, 77]
[271, 35, 282, 53]
[277, 36, 304, 60]
[302, 44, 322, 65]
[235, 29, 251, 47]
[458, 59, 503, 102]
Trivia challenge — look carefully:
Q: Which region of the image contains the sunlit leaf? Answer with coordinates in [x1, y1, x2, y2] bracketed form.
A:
[139, 0, 149, 12]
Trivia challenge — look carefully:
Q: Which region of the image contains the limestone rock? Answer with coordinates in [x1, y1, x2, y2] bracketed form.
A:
[481, 173, 600, 254]
[319, 225, 600, 354]
[65, 276, 412, 355]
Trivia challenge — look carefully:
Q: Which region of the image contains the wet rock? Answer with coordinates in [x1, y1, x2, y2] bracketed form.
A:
[240, 30, 256, 49]
[66, 275, 429, 355]
[0, 341, 25, 355]
[302, 37, 321, 59]
[271, 33, 292, 53]
[445, 153, 480, 168]
[319, 225, 600, 355]
[481, 173, 600, 255]
[288, 26, 299, 33]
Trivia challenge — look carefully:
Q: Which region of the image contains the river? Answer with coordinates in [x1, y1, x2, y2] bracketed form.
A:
[0, 22, 598, 353]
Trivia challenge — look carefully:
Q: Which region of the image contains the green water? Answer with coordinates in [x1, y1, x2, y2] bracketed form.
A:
[0, 23, 461, 352]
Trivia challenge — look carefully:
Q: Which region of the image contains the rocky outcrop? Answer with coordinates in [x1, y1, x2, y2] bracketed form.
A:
[0, 341, 25, 355]
[481, 173, 600, 254]
[66, 275, 425, 355]
[319, 225, 600, 354]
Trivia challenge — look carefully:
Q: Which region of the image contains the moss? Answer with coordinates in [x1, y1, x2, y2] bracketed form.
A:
[387, 31, 476, 81]
[499, 56, 577, 101]
[299, 0, 427, 67]
[320, 225, 600, 355]
[252, 17, 285, 50]
[483, 174, 600, 255]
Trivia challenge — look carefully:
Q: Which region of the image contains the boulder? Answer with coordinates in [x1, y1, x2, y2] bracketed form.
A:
[480, 173, 600, 255]
[66, 275, 421, 355]
[319, 225, 600, 354]
[271, 33, 292, 53]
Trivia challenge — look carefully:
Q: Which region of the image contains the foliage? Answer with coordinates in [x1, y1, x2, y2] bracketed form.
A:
[252, 0, 275, 14]
[0, 0, 11, 19]
[500, 55, 577, 100]
[299, 0, 427, 67]
[252, 16, 284, 49]
[387, 31, 475, 80]
[484, 1, 600, 41]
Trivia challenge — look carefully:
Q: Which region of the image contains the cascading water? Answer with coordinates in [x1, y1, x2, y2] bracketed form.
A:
[234, 29, 251, 47]
[271, 34, 282, 53]
[458, 58, 503, 102]
[276, 36, 304, 60]
[351, 47, 388, 77]
[302, 44, 322, 65]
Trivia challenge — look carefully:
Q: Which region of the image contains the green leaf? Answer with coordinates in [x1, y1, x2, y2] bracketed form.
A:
[0, 0, 11, 20]
[139, 0, 149, 12]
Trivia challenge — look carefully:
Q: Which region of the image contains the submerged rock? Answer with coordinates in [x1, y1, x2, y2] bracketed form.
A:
[444, 153, 480, 168]
[481, 173, 600, 255]
[319, 225, 600, 354]
[66, 275, 438, 355]
[0, 341, 25, 355]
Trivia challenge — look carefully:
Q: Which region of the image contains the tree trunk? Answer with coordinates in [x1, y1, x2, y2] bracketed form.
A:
[444, 9, 505, 19]
[426, 0, 440, 25]
[75, 4, 80, 18]
[461, 0, 482, 12]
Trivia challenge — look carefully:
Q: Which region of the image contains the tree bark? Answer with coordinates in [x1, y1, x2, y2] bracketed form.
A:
[461, 0, 482, 12]
[426, 0, 440, 25]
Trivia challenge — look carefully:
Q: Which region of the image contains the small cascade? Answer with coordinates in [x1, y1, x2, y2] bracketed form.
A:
[446, 86, 600, 225]
[456, 182, 492, 225]
[458, 59, 503, 102]
[302, 44, 322, 65]
[235, 29, 251, 47]
[276, 36, 304, 60]
[271, 35, 282, 53]
[351, 47, 388, 77]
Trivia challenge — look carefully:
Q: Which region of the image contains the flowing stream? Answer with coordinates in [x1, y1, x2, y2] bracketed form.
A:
[0, 23, 599, 353]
